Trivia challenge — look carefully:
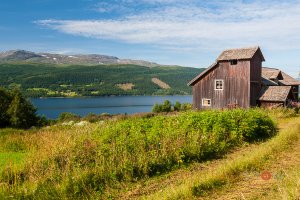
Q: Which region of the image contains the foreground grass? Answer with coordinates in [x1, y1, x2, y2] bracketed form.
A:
[0, 109, 277, 199]
[142, 116, 300, 199]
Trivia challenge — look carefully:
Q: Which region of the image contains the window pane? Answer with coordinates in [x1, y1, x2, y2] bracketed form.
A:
[202, 98, 211, 106]
[215, 80, 223, 90]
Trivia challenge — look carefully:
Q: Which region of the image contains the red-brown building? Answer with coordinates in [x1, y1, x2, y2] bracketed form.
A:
[188, 46, 300, 109]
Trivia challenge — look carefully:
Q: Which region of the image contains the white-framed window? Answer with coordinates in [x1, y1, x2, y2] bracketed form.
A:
[202, 98, 211, 106]
[215, 79, 224, 90]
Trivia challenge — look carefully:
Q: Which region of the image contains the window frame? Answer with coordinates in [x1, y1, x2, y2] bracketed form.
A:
[230, 59, 238, 65]
[202, 98, 211, 107]
[214, 79, 224, 91]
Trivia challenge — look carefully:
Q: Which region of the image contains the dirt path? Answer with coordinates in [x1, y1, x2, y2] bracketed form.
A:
[118, 142, 261, 199]
[204, 119, 300, 200]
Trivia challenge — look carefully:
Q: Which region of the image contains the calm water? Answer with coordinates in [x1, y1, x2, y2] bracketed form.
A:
[31, 95, 192, 119]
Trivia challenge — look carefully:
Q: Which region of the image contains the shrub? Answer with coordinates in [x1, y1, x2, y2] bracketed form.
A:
[58, 112, 81, 122]
[161, 100, 172, 112]
[2, 109, 276, 199]
[152, 101, 192, 113]
[91, 109, 276, 180]
[82, 113, 99, 123]
[174, 101, 181, 111]
[181, 103, 192, 111]
[152, 103, 161, 113]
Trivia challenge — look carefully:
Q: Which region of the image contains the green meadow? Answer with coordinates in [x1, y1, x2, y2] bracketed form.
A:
[1, 108, 298, 199]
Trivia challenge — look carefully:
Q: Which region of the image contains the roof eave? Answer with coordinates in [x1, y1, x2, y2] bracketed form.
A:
[278, 80, 300, 86]
[259, 99, 287, 102]
[187, 62, 218, 86]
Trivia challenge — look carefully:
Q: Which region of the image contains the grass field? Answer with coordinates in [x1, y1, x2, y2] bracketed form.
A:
[138, 116, 300, 200]
[0, 108, 299, 199]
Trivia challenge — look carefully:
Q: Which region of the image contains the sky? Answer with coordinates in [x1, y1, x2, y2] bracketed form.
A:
[0, 0, 300, 77]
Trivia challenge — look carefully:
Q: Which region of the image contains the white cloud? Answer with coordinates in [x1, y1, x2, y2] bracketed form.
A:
[36, 0, 300, 51]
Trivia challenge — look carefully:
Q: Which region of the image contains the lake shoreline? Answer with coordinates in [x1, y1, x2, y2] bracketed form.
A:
[31, 95, 192, 119]
[33, 94, 192, 99]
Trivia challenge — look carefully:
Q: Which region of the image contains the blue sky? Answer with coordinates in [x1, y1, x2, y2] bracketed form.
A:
[1, 0, 300, 77]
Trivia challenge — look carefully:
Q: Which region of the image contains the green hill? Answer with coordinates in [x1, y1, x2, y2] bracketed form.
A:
[0, 62, 204, 97]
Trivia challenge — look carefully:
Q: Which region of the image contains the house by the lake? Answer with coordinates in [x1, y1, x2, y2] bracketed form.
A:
[188, 46, 300, 109]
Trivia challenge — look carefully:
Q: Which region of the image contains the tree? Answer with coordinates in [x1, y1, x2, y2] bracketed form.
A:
[173, 101, 181, 111]
[161, 100, 172, 112]
[152, 103, 162, 113]
[0, 87, 12, 127]
[7, 89, 39, 129]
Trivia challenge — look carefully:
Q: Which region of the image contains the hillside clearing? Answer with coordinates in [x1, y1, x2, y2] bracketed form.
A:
[116, 83, 135, 90]
[151, 78, 171, 89]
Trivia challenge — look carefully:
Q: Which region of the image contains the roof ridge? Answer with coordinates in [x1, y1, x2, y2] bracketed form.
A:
[221, 46, 259, 52]
[262, 67, 280, 70]
[217, 46, 264, 61]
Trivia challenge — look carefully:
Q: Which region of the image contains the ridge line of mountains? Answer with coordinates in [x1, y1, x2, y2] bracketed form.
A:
[0, 49, 170, 67]
[0, 50, 204, 97]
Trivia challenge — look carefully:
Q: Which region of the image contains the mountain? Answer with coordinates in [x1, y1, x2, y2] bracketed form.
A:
[0, 50, 161, 67]
[0, 62, 204, 97]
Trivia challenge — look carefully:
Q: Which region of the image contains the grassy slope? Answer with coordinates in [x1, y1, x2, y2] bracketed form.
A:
[121, 114, 300, 199]
[206, 117, 300, 200]
[0, 62, 203, 97]
[0, 109, 298, 199]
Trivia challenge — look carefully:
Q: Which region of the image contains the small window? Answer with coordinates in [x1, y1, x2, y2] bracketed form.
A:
[202, 98, 211, 106]
[215, 79, 224, 90]
[230, 59, 238, 65]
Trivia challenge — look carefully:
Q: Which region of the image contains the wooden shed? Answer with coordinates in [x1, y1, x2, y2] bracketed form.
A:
[258, 86, 292, 107]
[188, 46, 300, 109]
[262, 67, 299, 100]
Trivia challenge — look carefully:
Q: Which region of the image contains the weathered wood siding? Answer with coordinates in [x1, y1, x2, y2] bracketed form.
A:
[250, 51, 263, 106]
[192, 60, 251, 109]
[260, 101, 284, 108]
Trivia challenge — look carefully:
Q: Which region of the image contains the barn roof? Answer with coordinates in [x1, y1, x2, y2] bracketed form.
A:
[258, 86, 291, 102]
[217, 46, 265, 61]
[262, 69, 281, 79]
[261, 76, 278, 86]
[188, 46, 265, 86]
[262, 67, 300, 85]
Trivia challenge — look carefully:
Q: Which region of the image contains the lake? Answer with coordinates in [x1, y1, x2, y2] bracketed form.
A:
[31, 95, 192, 119]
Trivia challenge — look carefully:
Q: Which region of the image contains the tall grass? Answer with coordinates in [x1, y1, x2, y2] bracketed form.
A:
[0, 109, 276, 199]
[191, 122, 300, 197]
[145, 116, 300, 199]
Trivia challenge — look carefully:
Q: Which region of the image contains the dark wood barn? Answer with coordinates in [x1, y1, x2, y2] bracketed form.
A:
[260, 67, 300, 107]
[188, 46, 300, 109]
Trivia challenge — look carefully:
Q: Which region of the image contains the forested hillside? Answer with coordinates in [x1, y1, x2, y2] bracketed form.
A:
[0, 63, 203, 97]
